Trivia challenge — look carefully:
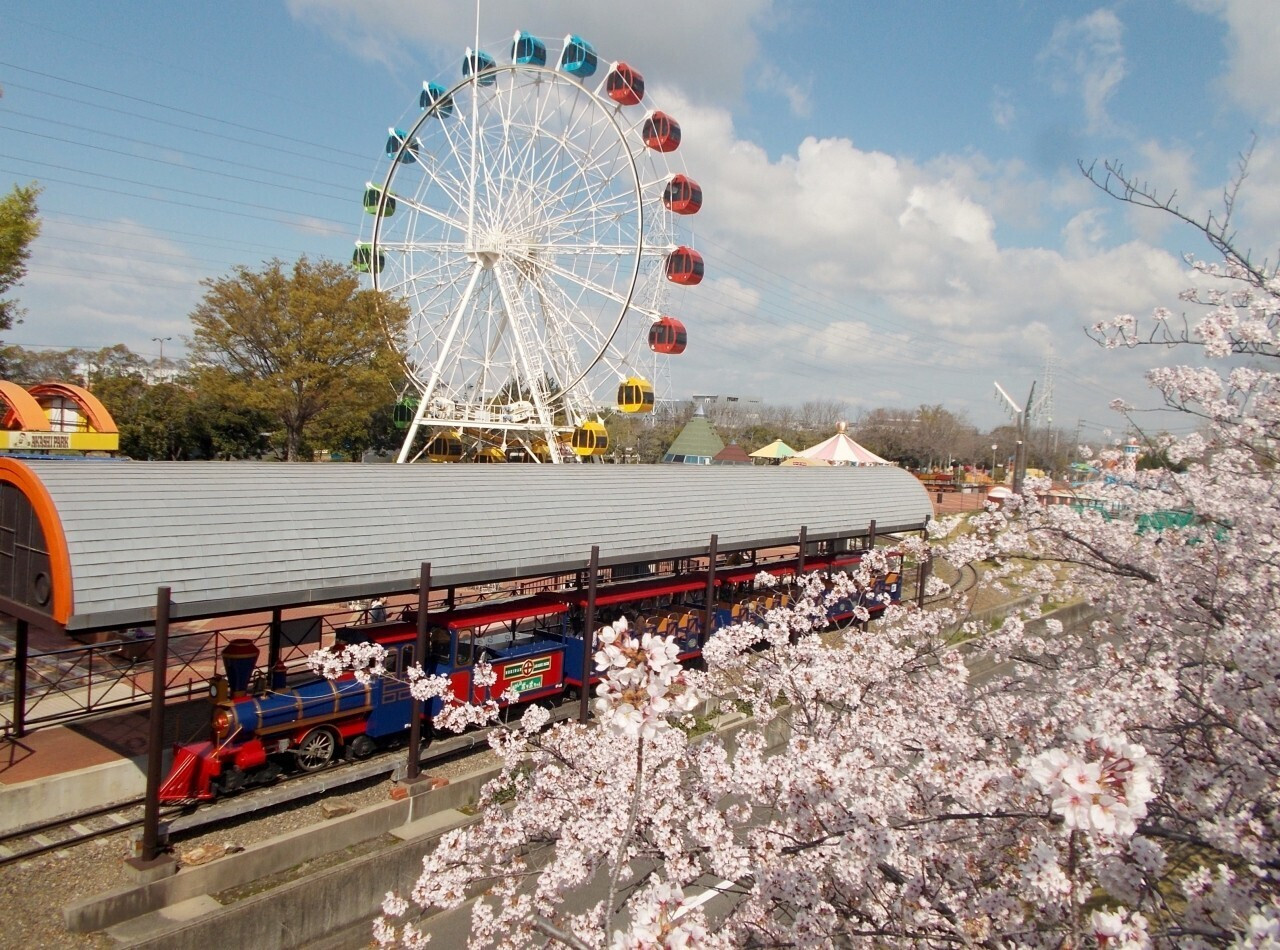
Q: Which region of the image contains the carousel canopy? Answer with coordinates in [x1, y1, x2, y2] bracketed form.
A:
[796, 429, 890, 466]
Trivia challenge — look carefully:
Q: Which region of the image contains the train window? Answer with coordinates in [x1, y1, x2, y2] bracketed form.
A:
[431, 626, 452, 662]
[457, 631, 475, 665]
[385, 648, 399, 674]
[403, 644, 414, 670]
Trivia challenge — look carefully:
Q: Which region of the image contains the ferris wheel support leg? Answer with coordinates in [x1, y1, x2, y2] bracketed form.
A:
[395, 265, 485, 464]
[395, 397, 432, 464]
[493, 263, 560, 459]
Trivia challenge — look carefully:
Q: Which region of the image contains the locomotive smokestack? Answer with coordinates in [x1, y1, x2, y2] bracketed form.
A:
[222, 639, 260, 697]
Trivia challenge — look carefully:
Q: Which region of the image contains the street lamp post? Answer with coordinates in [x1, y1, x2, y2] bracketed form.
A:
[151, 336, 172, 379]
[991, 443, 998, 478]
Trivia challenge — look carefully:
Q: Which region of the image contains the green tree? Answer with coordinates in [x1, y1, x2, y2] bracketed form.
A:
[0, 182, 41, 336]
[189, 257, 410, 461]
[0, 343, 81, 385]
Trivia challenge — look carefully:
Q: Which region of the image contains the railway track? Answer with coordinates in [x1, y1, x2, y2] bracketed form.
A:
[0, 797, 164, 868]
[0, 700, 577, 869]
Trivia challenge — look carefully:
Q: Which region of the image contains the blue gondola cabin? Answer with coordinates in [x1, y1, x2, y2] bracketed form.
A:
[464, 48, 497, 85]
[420, 81, 455, 117]
[512, 31, 547, 66]
[560, 35, 598, 78]
[386, 128, 418, 164]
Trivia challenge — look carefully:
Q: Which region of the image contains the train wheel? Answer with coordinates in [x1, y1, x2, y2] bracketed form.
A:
[295, 727, 339, 772]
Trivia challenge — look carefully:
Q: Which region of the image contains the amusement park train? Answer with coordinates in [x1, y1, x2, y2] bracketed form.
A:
[158, 551, 904, 803]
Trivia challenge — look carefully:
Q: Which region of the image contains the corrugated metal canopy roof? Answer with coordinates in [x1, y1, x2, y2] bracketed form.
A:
[0, 459, 931, 632]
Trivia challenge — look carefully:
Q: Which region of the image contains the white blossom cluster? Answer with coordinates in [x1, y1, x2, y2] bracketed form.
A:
[1027, 731, 1157, 837]
[593, 617, 702, 739]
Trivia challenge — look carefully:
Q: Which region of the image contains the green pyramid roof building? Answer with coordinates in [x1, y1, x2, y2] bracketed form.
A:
[661, 405, 725, 464]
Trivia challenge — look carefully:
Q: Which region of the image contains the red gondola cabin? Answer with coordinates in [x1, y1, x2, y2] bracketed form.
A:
[642, 111, 681, 152]
[665, 247, 704, 286]
[648, 317, 687, 355]
[606, 63, 645, 105]
[662, 175, 702, 215]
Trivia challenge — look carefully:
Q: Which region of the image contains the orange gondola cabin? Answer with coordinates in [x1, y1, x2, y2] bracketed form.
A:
[605, 63, 645, 105]
[642, 111, 681, 152]
[662, 175, 702, 215]
[665, 246, 704, 286]
[648, 317, 687, 355]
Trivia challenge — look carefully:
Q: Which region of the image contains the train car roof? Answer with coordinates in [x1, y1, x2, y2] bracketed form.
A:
[0, 459, 931, 632]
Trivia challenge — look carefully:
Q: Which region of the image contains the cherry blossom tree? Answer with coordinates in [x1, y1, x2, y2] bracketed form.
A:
[328, 160, 1280, 947]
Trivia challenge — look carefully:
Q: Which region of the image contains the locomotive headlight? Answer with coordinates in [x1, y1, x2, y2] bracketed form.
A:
[209, 674, 229, 704]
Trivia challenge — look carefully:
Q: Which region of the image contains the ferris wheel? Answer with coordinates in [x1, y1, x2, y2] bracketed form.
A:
[356, 32, 703, 463]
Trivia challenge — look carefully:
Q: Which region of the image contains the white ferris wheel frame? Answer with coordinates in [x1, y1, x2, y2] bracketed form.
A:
[365, 55, 680, 463]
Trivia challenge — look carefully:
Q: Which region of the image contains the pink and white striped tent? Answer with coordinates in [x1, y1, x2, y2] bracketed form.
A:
[795, 430, 891, 466]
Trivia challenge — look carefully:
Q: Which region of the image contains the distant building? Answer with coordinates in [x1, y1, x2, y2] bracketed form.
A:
[661, 403, 725, 464]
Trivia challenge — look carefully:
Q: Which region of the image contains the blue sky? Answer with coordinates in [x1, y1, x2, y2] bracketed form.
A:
[2, 0, 1277, 438]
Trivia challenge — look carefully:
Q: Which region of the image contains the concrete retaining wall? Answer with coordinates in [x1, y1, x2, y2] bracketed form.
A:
[1, 755, 148, 834]
[66, 712, 791, 947]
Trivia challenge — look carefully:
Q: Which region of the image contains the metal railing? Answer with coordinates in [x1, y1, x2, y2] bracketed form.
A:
[0, 607, 368, 740]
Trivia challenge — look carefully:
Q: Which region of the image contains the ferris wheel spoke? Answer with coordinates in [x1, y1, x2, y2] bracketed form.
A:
[417, 263, 485, 403]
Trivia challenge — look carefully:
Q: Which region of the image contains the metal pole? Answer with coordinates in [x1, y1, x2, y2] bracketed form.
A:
[702, 534, 718, 648]
[12, 619, 27, 739]
[869, 519, 877, 549]
[916, 553, 932, 609]
[796, 525, 808, 574]
[140, 586, 171, 862]
[579, 546, 599, 723]
[267, 607, 282, 675]
[408, 563, 431, 781]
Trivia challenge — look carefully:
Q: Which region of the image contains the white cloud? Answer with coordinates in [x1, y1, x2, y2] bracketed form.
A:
[15, 217, 199, 357]
[1038, 9, 1127, 135]
[753, 61, 813, 119]
[640, 86, 1199, 425]
[1187, 0, 1280, 126]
